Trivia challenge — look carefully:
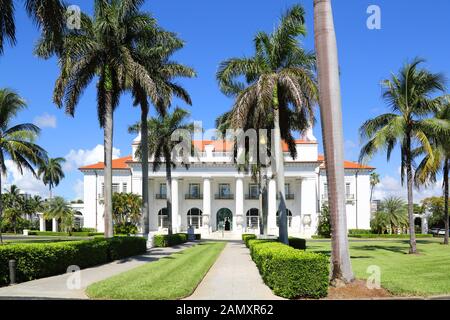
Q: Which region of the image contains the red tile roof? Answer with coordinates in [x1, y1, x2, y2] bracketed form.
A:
[193, 139, 317, 152]
[79, 156, 132, 170]
[318, 155, 375, 170]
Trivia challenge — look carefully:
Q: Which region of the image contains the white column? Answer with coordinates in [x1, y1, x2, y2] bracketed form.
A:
[148, 178, 157, 231]
[171, 178, 179, 233]
[203, 177, 211, 233]
[52, 218, 58, 232]
[235, 177, 244, 231]
[268, 178, 277, 233]
[39, 215, 46, 231]
[301, 177, 317, 238]
[295, 178, 302, 234]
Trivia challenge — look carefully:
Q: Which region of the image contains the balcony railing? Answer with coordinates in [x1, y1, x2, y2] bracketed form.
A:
[155, 194, 167, 200]
[185, 193, 203, 200]
[245, 194, 259, 200]
[215, 194, 234, 200]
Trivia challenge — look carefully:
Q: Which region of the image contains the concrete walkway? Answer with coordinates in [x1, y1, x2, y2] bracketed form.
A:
[0, 243, 195, 300]
[186, 241, 283, 300]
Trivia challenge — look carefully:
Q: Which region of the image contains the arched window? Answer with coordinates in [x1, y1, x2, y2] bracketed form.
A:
[158, 208, 169, 228]
[246, 208, 259, 229]
[276, 209, 293, 228]
[187, 208, 203, 229]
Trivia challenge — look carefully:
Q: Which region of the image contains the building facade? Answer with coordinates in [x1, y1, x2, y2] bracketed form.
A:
[79, 131, 374, 238]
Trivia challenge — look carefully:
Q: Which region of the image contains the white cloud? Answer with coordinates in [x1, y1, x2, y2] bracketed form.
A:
[63, 144, 121, 171]
[2, 160, 48, 197]
[373, 174, 443, 203]
[73, 179, 84, 200]
[33, 113, 57, 128]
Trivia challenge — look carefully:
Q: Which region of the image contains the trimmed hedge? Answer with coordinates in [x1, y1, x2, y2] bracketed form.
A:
[152, 233, 201, 247]
[0, 237, 146, 286]
[242, 234, 306, 250]
[242, 234, 257, 247]
[349, 233, 433, 239]
[348, 229, 372, 235]
[248, 239, 329, 299]
[27, 231, 104, 237]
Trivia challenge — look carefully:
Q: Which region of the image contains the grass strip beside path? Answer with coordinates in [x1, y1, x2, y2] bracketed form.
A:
[308, 239, 450, 296]
[86, 242, 226, 300]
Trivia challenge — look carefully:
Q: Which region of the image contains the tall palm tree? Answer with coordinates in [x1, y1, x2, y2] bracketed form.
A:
[129, 27, 195, 236]
[415, 100, 450, 245]
[373, 197, 408, 234]
[38, 157, 65, 199]
[0, 89, 47, 243]
[314, 0, 354, 284]
[0, 0, 65, 55]
[129, 107, 194, 235]
[217, 4, 317, 244]
[359, 59, 448, 254]
[369, 172, 380, 203]
[37, 0, 160, 238]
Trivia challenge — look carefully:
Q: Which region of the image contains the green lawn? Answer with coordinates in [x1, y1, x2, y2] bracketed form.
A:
[308, 239, 450, 296]
[86, 242, 226, 300]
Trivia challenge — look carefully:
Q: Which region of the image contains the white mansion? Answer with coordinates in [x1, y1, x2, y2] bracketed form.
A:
[79, 129, 374, 238]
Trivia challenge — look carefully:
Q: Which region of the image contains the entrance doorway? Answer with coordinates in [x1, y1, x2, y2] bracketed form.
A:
[217, 208, 233, 231]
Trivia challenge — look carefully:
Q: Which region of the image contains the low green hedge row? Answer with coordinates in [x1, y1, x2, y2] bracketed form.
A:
[152, 233, 201, 247]
[241, 234, 306, 250]
[27, 231, 104, 237]
[349, 233, 433, 238]
[248, 239, 329, 299]
[0, 237, 146, 286]
[348, 229, 372, 235]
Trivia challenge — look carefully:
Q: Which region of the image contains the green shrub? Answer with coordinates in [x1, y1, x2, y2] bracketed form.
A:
[0, 237, 146, 286]
[114, 222, 138, 236]
[26, 231, 103, 237]
[153, 233, 188, 247]
[349, 233, 432, 239]
[242, 234, 257, 247]
[288, 237, 306, 250]
[317, 204, 331, 238]
[348, 229, 372, 235]
[248, 239, 329, 299]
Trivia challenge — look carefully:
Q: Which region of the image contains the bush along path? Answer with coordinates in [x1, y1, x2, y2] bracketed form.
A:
[0, 241, 196, 299]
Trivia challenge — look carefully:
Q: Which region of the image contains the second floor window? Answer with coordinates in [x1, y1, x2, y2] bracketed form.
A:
[160, 183, 167, 196]
[249, 184, 259, 198]
[189, 183, 200, 197]
[112, 183, 120, 194]
[323, 183, 328, 198]
[285, 183, 290, 195]
[122, 183, 127, 193]
[219, 184, 231, 197]
[346, 183, 351, 196]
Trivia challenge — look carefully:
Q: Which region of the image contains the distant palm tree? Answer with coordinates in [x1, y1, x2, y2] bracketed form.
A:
[415, 100, 450, 245]
[0, 0, 65, 55]
[0, 89, 47, 243]
[373, 197, 408, 234]
[359, 59, 448, 254]
[314, 0, 353, 283]
[38, 157, 65, 199]
[44, 197, 74, 234]
[37, 0, 160, 238]
[129, 108, 194, 235]
[370, 172, 380, 203]
[217, 4, 317, 244]
[129, 27, 195, 236]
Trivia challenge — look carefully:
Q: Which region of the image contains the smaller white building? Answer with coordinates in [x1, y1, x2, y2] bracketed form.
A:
[79, 132, 374, 238]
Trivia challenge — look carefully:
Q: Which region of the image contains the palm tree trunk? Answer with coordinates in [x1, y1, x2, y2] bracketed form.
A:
[103, 92, 114, 238]
[273, 86, 288, 244]
[261, 180, 269, 236]
[443, 158, 449, 245]
[165, 156, 173, 236]
[406, 136, 417, 253]
[140, 100, 150, 236]
[314, 0, 354, 284]
[0, 169, 3, 244]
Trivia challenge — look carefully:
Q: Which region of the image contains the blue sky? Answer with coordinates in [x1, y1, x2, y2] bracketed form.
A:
[0, 0, 449, 201]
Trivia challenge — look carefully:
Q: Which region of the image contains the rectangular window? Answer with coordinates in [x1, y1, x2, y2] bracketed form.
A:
[189, 183, 200, 197]
[346, 183, 351, 196]
[219, 183, 231, 197]
[285, 183, 290, 195]
[323, 183, 328, 199]
[101, 183, 104, 197]
[160, 183, 167, 196]
[122, 183, 128, 193]
[112, 183, 120, 194]
[249, 184, 259, 198]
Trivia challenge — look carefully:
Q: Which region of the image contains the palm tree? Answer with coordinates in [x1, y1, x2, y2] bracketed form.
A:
[37, 0, 160, 238]
[129, 107, 194, 235]
[44, 197, 74, 234]
[373, 197, 408, 234]
[314, 0, 353, 283]
[415, 100, 450, 245]
[359, 59, 448, 254]
[129, 27, 195, 236]
[0, 89, 47, 243]
[38, 157, 65, 199]
[370, 172, 380, 203]
[112, 192, 142, 234]
[217, 4, 317, 244]
[0, 0, 65, 55]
